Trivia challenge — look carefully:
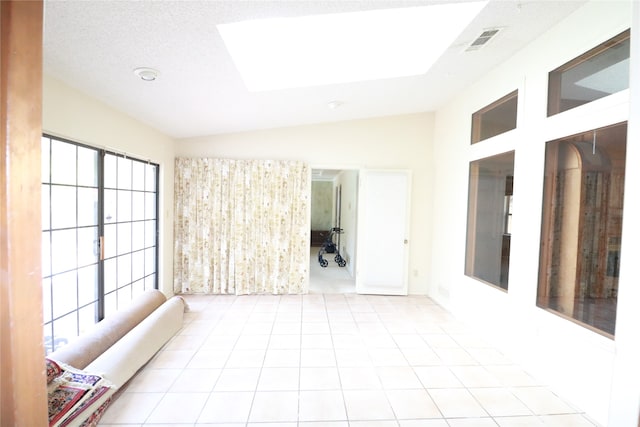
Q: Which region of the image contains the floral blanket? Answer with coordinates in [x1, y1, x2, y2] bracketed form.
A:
[46, 358, 116, 427]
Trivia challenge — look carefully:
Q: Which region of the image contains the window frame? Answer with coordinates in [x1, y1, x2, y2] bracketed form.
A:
[471, 90, 518, 144]
[547, 29, 630, 117]
[536, 122, 626, 338]
[41, 134, 160, 354]
[464, 150, 515, 291]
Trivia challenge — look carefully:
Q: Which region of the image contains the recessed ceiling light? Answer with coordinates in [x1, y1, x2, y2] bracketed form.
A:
[218, 2, 487, 91]
[327, 100, 344, 110]
[133, 67, 159, 82]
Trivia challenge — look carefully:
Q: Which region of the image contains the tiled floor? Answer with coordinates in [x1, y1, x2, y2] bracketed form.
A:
[98, 294, 598, 426]
[308, 246, 355, 294]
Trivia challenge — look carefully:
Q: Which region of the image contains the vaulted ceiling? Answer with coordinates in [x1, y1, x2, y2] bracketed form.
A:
[43, 0, 586, 139]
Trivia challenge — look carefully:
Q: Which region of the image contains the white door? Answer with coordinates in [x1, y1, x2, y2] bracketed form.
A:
[356, 170, 411, 295]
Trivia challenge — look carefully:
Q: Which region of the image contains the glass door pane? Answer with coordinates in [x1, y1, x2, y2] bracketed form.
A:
[42, 136, 159, 354]
[103, 153, 158, 317]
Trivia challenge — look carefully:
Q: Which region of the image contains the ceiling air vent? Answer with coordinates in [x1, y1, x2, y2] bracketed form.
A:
[466, 28, 502, 51]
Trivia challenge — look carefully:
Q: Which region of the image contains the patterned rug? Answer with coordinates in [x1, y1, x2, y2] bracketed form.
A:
[46, 358, 116, 427]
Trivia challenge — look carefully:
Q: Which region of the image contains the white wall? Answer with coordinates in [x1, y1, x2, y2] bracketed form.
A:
[42, 75, 176, 297]
[335, 170, 358, 276]
[430, 1, 634, 425]
[175, 113, 434, 294]
[608, 1, 640, 424]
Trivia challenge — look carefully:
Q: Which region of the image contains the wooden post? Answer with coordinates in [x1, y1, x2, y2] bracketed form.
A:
[0, 1, 47, 426]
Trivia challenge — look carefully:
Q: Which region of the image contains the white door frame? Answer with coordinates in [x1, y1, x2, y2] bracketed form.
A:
[307, 165, 361, 293]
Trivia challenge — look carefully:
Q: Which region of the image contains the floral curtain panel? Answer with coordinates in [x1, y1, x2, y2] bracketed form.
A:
[174, 158, 310, 295]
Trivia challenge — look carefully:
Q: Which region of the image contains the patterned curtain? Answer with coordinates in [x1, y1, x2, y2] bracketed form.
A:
[174, 158, 310, 295]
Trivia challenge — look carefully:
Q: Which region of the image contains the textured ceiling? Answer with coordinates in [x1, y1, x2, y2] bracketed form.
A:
[43, 0, 586, 139]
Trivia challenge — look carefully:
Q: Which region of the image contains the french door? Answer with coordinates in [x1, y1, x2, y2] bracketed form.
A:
[41, 135, 159, 354]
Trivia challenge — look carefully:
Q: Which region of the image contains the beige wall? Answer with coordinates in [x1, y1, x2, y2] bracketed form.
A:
[176, 113, 435, 294]
[42, 75, 176, 296]
[430, 1, 634, 424]
[311, 181, 333, 231]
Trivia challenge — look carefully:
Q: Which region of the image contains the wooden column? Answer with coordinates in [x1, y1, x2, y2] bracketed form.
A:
[0, 1, 47, 426]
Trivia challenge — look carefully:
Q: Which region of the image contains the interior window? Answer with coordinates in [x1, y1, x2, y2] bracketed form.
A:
[471, 90, 518, 144]
[465, 151, 515, 290]
[537, 122, 626, 336]
[548, 30, 630, 116]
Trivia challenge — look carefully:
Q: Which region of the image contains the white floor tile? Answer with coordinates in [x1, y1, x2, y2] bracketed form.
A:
[186, 349, 230, 368]
[483, 365, 543, 387]
[298, 390, 347, 421]
[269, 334, 301, 349]
[97, 293, 592, 426]
[197, 391, 254, 423]
[449, 365, 503, 388]
[257, 367, 299, 391]
[248, 391, 299, 423]
[125, 368, 182, 392]
[467, 347, 514, 365]
[272, 322, 301, 334]
[494, 415, 546, 426]
[361, 332, 397, 348]
[470, 387, 533, 417]
[300, 348, 337, 367]
[300, 367, 341, 390]
[350, 421, 399, 427]
[398, 420, 448, 427]
[334, 348, 372, 367]
[538, 414, 598, 426]
[214, 368, 261, 391]
[298, 422, 348, 427]
[168, 368, 220, 393]
[329, 322, 359, 334]
[446, 418, 499, 427]
[392, 334, 430, 349]
[338, 366, 382, 390]
[368, 348, 408, 366]
[164, 334, 205, 351]
[386, 389, 442, 419]
[263, 348, 301, 367]
[343, 390, 395, 420]
[235, 334, 271, 349]
[401, 347, 442, 366]
[224, 349, 266, 368]
[414, 366, 464, 388]
[145, 392, 208, 423]
[302, 322, 331, 334]
[147, 349, 195, 369]
[428, 388, 489, 418]
[376, 366, 422, 389]
[331, 333, 366, 349]
[301, 334, 333, 349]
[421, 333, 460, 349]
[99, 392, 163, 424]
[201, 335, 238, 350]
[511, 387, 577, 415]
[432, 348, 478, 366]
[247, 423, 297, 427]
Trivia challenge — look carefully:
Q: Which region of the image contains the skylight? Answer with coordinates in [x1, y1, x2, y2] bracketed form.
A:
[218, 2, 487, 91]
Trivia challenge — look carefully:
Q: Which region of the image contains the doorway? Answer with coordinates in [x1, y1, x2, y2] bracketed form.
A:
[309, 169, 357, 293]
